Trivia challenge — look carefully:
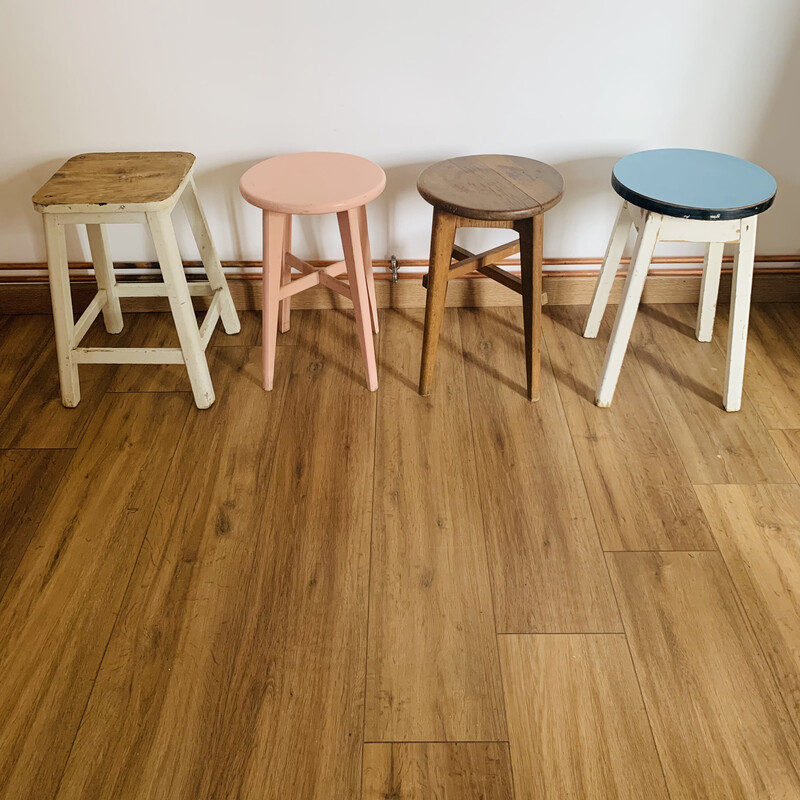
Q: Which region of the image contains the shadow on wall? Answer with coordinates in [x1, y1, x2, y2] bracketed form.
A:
[748, 21, 800, 256]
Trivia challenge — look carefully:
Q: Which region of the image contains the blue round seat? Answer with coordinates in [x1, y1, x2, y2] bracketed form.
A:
[611, 148, 777, 221]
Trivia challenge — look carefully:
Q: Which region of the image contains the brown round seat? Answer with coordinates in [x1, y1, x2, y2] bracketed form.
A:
[417, 154, 563, 221]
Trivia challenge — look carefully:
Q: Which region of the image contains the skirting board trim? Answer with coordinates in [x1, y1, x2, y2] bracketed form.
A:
[1, 257, 799, 313]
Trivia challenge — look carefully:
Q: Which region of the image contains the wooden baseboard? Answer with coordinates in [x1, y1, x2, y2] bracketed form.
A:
[1, 260, 799, 314]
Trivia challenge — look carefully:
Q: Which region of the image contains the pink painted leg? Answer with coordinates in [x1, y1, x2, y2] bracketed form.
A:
[358, 205, 379, 334]
[338, 207, 378, 391]
[279, 215, 292, 333]
[262, 210, 286, 390]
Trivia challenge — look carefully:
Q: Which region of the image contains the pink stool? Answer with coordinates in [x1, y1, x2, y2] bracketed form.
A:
[240, 152, 386, 391]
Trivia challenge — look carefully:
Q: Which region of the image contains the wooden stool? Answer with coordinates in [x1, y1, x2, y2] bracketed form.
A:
[32, 152, 241, 409]
[584, 148, 777, 412]
[240, 152, 385, 391]
[417, 155, 563, 400]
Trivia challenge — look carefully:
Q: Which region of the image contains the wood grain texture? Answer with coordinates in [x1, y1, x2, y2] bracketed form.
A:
[0, 337, 116, 448]
[209, 308, 305, 347]
[55, 345, 293, 799]
[771, 428, 800, 482]
[32, 152, 194, 208]
[696, 484, 800, 732]
[362, 743, 513, 800]
[0, 449, 72, 600]
[0, 393, 190, 800]
[631, 304, 793, 484]
[366, 308, 506, 741]
[459, 307, 621, 632]
[499, 634, 669, 800]
[0, 314, 53, 412]
[544, 305, 714, 550]
[738, 304, 800, 428]
[608, 551, 800, 799]
[417, 155, 563, 221]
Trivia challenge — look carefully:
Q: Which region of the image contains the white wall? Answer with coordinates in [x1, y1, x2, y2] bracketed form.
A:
[2, 0, 799, 267]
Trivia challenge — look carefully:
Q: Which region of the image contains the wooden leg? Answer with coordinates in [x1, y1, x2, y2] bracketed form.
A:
[516, 215, 544, 401]
[358, 204, 379, 334]
[86, 224, 123, 334]
[695, 241, 724, 342]
[338, 207, 378, 391]
[147, 210, 215, 409]
[585, 201, 631, 338]
[279, 215, 292, 334]
[418, 209, 458, 395]
[724, 216, 757, 412]
[262, 211, 286, 391]
[43, 215, 80, 407]
[181, 176, 241, 335]
[595, 212, 661, 408]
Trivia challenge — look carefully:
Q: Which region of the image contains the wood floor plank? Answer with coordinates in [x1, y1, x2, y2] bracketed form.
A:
[771, 429, 800, 483]
[55, 344, 295, 800]
[696, 484, 800, 733]
[0, 339, 117, 449]
[499, 634, 669, 800]
[365, 308, 507, 741]
[0, 449, 73, 600]
[0, 314, 53, 415]
[362, 743, 514, 800]
[608, 551, 800, 799]
[737, 304, 800, 429]
[0, 392, 190, 800]
[544, 305, 714, 550]
[459, 307, 621, 632]
[630, 304, 793, 484]
[209, 309, 306, 347]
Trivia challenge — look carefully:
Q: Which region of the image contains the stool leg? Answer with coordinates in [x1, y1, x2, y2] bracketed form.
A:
[146, 210, 215, 409]
[44, 215, 80, 407]
[595, 211, 661, 408]
[86, 224, 123, 334]
[516, 215, 544, 401]
[279, 215, 292, 334]
[181, 176, 241, 335]
[358, 205, 379, 334]
[585, 201, 630, 338]
[419, 209, 458, 396]
[695, 241, 724, 342]
[338, 207, 378, 391]
[724, 216, 757, 412]
[262, 211, 286, 391]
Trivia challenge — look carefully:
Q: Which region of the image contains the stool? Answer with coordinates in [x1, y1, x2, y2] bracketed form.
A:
[417, 154, 563, 400]
[32, 151, 241, 410]
[584, 148, 777, 412]
[240, 152, 385, 391]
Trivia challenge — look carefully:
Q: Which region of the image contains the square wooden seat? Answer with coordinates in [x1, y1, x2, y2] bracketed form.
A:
[33, 152, 196, 211]
[33, 151, 240, 409]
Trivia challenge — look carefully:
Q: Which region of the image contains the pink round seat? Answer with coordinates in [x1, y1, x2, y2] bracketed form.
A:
[240, 152, 386, 215]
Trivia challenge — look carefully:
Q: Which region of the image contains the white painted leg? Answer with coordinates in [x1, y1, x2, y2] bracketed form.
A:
[86, 224, 123, 334]
[44, 215, 80, 406]
[584, 201, 631, 338]
[146, 210, 215, 409]
[723, 216, 757, 412]
[695, 241, 724, 342]
[595, 211, 661, 407]
[181, 176, 241, 335]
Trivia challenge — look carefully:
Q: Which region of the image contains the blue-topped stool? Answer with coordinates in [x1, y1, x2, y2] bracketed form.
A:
[584, 148, 777, 412]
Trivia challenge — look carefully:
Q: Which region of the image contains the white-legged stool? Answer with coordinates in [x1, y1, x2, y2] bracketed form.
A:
[33, 152, 241, 409]
[584, 148, 777, 412]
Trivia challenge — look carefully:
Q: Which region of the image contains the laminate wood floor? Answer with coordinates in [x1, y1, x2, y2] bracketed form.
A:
[1, 303, 800, 799]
